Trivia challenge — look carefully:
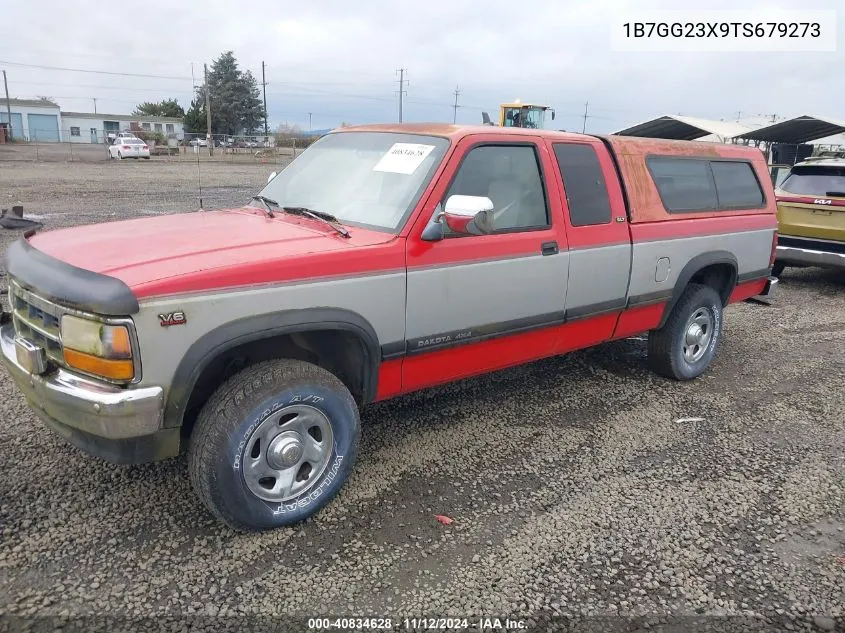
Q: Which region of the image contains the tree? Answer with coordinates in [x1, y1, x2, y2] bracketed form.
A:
[194, 51, 266, 136]
[133, 98, 185, 118]
[276, 123, 303, 138]
[182, 97, 206, 134]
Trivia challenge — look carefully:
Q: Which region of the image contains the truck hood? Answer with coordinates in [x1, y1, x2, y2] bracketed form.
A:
[25, 207, 399, 299]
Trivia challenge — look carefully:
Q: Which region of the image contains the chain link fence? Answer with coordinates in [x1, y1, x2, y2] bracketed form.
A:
[0, 127, 320, 264]
[0, 128, 322, 164]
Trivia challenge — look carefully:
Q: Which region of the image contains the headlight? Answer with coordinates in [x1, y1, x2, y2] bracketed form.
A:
[60, 315, 134, 381]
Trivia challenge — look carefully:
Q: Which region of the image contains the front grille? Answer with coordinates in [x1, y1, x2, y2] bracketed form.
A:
[10, 282, 65, 366]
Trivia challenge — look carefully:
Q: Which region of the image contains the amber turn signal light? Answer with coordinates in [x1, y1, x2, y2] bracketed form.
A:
[63, 349, 135, 381]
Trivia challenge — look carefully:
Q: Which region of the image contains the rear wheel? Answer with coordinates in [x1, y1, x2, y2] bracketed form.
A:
[771, 261, 786, 277]
[117, 151, 123, 160]
[188, 359, 360, 532]
[648, 283, 723, 381]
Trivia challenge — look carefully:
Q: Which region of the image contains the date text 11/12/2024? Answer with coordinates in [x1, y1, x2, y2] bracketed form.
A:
[307, 617, 528, 630]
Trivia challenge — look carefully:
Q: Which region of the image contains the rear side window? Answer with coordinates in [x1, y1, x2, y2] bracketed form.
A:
[711, 161, 764, 207]
[647, 158, 718, 211]
[553, 143, 612, 226]
[647, 157, 765, 212]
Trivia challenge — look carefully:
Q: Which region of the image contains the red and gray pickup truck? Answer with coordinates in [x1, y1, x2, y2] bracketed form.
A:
[1, 124, 778, 531]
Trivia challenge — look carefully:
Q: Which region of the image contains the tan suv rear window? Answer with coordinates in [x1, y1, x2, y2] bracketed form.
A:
[780, 166, 845, 197]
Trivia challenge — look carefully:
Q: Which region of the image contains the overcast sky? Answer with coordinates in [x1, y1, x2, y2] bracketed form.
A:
[1, 0, 842, 133]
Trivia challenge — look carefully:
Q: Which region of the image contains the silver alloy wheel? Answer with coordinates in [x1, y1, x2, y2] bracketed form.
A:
[242, 404, 334, 502]
[682, 307, 714, 363]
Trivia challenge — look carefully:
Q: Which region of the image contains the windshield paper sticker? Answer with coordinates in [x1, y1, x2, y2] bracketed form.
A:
[373, 143, 436, 175]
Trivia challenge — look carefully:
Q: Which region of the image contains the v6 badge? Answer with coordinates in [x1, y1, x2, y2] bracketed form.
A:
[158, 311, 187, 327]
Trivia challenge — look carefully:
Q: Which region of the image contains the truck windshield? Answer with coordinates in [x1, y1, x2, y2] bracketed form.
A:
[257, 131, 450, 232]
[780, 165, 845, 196]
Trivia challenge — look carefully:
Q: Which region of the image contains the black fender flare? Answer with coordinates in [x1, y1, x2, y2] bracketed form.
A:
[163, 308, 381, 429]
[658, 251, 738, 329]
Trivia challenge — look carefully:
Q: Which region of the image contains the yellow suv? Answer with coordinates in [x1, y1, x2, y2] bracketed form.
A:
[773, 158, 845, 276]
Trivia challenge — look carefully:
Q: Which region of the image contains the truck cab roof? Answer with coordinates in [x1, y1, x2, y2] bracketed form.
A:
[333, 122, 769, 157]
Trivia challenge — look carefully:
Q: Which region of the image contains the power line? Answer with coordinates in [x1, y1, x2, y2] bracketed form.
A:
[3, 71, 13, 141]
[261, 61, 268, 136]
[0, 47, 396, 80]
[14, 93, 167, 106]
[204, 63, 212, 157]
[0, 60, 192, 80]
[396, 68, 408, 123]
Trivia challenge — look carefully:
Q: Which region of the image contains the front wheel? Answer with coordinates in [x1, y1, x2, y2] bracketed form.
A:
[648, 283, 723, 381]
[117, 151, 123, 159]
[188, 359, 360, 532]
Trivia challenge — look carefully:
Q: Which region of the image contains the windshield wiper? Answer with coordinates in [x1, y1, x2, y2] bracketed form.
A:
[824, 191, 845, 197]
[249, 195, 277, 218]
[281, 206, 351, 238]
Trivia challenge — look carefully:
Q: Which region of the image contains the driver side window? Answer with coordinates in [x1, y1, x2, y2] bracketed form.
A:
[443, 144, 549, 236]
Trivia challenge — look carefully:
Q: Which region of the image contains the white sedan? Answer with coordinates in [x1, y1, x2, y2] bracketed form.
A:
[108, 138, 150, 160]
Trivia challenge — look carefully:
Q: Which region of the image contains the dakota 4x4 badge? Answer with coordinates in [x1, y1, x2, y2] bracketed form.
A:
[158, 311, 187, 327]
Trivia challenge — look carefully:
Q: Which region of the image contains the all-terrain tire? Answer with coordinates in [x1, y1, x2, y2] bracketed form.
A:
[648, 283, 723, 381]
[188, 358, 360, 532]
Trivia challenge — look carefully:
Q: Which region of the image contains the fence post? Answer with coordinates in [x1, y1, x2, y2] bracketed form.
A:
[68, 135, 73, 162]
[34, 129, 38, 161]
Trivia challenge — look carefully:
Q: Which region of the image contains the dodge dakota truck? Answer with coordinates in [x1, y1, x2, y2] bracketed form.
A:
[1, 123, 779, 531]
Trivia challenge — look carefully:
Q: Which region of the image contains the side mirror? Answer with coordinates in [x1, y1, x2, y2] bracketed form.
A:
[440, 195, 495, 235]
[267, 171, 277, 183]
[551, 110, 556, 121]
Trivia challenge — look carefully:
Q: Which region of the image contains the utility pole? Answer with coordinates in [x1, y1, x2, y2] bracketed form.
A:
[3, 70, 12, 140]
[452, 86, 461, 124]
[736, 110, 742, 120]
[204, 63, 213, 156]
[93, 97, 97, 114]
[308, 112, 312, 134]
[261, 61, 268, 137]
[582, 101, 589, 133]
[396, 68, 408, 123]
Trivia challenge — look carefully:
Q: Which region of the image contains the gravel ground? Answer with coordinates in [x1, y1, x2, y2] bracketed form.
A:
[0, 161, 843, 632]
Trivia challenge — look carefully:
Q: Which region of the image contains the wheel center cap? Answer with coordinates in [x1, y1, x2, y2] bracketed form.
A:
[267, 431, 304, 470]
[686, 323, 704, 345]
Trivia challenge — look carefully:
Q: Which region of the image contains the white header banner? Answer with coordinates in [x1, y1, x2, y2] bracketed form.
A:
[610, 10, 837, 52]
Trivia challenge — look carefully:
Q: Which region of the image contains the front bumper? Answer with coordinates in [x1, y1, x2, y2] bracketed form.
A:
[776, 245, 845, 270]
[760, 275, 778, 297]
[1, 321, 178, 463]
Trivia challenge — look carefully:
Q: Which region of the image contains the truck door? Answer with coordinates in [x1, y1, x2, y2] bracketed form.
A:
[546, 140, 632, 341]
[402, 136, 570, 392]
